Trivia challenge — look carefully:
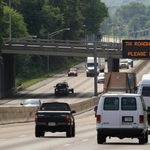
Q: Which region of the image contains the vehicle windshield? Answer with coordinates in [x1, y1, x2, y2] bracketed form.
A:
[142, 87, 150, 96]
[56, 84, 67, 88]
[40, 103, 70, 111]
[120, 60, 128, 63]
[87, 63, 98, 67]
[98, 73, 104, 77]
[70, 68, 76, 71]
[24, 100, 39, 105]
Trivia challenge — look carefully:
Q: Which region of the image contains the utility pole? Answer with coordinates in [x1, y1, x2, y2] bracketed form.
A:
[9, 0, 11, 41]
[94, 44, 97, 96]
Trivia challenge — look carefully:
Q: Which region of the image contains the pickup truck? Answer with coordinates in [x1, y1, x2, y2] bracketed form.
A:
[35, 102, 76, 137]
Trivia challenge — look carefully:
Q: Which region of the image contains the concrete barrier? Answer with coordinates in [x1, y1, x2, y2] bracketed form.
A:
[0, 60, 149, 125]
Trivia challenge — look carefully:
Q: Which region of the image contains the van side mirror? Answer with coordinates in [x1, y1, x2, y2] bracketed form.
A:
[71, 110, 76, 114]
[94, 106, 98, 117]
[147, 107, 150, 112]
[134, 87, 137, 91]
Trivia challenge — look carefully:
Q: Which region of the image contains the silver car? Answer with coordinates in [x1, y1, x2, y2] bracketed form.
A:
[20, 99, 41, 107]
[97, 73, 105, 83]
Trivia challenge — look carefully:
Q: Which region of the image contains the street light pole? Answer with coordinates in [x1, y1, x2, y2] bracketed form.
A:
[47, 28, 70, 77]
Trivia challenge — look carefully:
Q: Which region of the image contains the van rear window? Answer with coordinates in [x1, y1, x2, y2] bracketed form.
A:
[121, 98, 136, 110]
[142, 87, 150, 96]
[104, 97, 119, 110]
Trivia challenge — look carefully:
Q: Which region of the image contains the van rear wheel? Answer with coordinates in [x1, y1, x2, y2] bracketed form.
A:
[139, 133, 145, 144]
[97, 134, 105, 144]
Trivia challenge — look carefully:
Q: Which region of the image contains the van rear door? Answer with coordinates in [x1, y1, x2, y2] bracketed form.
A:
[120, 97, 138, 128]
[102, 97, 120, 128]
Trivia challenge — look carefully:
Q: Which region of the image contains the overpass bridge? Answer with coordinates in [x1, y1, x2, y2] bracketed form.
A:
[0, 38, 122, 99]
[2, 38, 122, 58]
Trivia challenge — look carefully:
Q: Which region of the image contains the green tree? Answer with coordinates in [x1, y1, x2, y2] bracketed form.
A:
[115, 1, 146, 23]
[0, 0, 8, 64]
[3, 6, 28, 38]
[80, 0, 108, 38]
[11, 0, 45, 37]
[39, 5, 64, 39]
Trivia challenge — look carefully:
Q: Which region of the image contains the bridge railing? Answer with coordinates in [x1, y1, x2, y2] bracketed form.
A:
[3, 38, 122, 52]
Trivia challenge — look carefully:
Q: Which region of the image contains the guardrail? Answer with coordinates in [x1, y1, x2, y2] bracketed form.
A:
[2, 38, 122, 58]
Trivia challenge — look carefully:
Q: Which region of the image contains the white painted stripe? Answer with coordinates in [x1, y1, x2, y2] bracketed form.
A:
[64, 144, 71, 146]
[20, 135, 26, 137]
[82, 139, 88, 142]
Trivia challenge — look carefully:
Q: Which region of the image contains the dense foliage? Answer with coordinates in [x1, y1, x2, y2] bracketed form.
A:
[0, 0, 8, 64]
[1, 0, 108, 81]
[101, 1, 150, 39]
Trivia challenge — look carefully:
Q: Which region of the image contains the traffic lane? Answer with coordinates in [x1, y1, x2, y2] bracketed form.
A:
[0, 110, 96, 150]
[52, 136, 150, 150]
[1, 62, 104, 107]
[1, 111, 150, 150]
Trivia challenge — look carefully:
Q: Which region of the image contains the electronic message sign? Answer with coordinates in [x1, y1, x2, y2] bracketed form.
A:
[122, 40, 150, 58]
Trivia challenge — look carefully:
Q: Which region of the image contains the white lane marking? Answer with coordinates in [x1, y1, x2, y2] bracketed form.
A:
[82, 139, 88, 142]
[20, 135, 26, 138]
[64, 144, 71, 146]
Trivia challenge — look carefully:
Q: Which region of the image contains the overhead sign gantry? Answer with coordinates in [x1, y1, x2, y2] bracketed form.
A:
[123, 40, 150, 58]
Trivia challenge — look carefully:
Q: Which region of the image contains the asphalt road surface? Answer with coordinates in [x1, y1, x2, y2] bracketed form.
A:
[0, 60, 140, 107]
[0, 110, 150, 150]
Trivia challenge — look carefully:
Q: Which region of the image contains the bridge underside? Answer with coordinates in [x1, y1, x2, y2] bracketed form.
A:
[0, 54, 15, 99]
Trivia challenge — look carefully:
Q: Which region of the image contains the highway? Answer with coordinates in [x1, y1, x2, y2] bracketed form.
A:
[0, 110, 150, 150]
[0, 60, 150, 149]
[0, 60, 140, 107]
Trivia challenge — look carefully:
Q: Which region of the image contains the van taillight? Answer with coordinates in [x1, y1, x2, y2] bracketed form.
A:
[140, 115, 144, 123]
[97, 115, 101, 123]
[147, 114, 150, 121]
[66, 114, 70, 121]
[35, 114, 38, 121]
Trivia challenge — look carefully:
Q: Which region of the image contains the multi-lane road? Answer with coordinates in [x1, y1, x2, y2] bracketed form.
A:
[0, 110, 150, 150]
[1, 60, 150, 150]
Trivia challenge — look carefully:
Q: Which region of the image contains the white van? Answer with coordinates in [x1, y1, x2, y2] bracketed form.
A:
[96, 93, 149, 144]
[138, 74, 150, 125]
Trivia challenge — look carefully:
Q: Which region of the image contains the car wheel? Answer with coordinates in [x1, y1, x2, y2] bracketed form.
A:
[40, 127, 45, 137]
[97, 133, 104, 144]
[66, 127, 72, 137]
[72, 123, 75, 137]
[127, 66, 129, 69]
[145, 131, 148, 143]
[35, 125, 40, 137]
[72, 89, 74, 93]
[139, 133, 145, 144]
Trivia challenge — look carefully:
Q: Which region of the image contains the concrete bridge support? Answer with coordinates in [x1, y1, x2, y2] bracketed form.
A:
[0, 54, 15, 99]
[107, 57, 119, 72]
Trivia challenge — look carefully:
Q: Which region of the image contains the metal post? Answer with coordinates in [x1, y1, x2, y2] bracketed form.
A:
[47, 55, 49, 77]
[94, 44, 97, 96]
[9, 0, 11, 41]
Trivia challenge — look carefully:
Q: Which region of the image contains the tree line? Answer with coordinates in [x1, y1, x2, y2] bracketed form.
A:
[0, 0, 108, 82]
[101, 1, 150, 40]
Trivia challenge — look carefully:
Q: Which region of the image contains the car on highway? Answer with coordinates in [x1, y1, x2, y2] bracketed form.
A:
[20, 99, 41, 107]
[68, 68, 78, 76]
[126, 59, 133, 65]
[54, 82, 74, 96]
[35, 101, 76, 137]
[97, 72, 105, 83]
[96, 93, 149, 144]
[119, 59, 129, 69]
